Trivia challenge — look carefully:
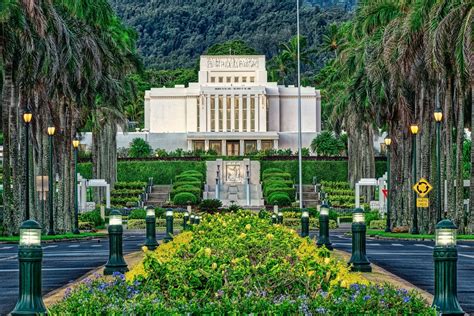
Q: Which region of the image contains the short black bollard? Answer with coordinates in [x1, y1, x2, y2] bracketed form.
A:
[11, 220, 46, 315]
[348, 208, 371, 272]
[432, 219, 464, 315]
[195, 215, 201, 225]
[301, 209, 309, 237]
[144, 207, 158, 250]
[271, 213, 277, 225]
[183, 211, 189, 231]
[277, 212, 283, 224]
[164, 209, 174, 243]
[317, 203, 333, 250]
[104, 210, 128, 275]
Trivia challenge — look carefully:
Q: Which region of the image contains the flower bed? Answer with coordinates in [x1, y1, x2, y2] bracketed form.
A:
[50, 212, 433, 314]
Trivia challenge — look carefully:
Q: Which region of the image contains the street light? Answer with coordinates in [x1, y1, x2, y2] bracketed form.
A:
[183, 211, 190, 231]
[104, 210, 128, 275]
[271, 213, 277, 225]
[410, 124, 419, 235]
[23, 108, 33, 220]
[384, 137, 392, 233]
[348, 208, 371, 272]
[144, 207, 157, 250]
[277, 212, 283, 224]
[11, 220, 46, 315]
[434, 108, 443, 223]
[432, 219, 464, 315]
[301, 209, 309, 237]
[165, 209, 173, 243]
[47, 126, 56, 235]
[72, 136, 80, 235]
[317, 203, 333, 250]
[190, 214, 195, 225]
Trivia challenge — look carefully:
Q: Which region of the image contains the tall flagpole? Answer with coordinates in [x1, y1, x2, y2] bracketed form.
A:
[297, 0, 303, 209]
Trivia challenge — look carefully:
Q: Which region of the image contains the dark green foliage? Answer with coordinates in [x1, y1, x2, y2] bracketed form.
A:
[261, 161, 348, 183]
[171, 185, 201, 200]
[199, 199, 223, 214]
[262, 168, 285, 176]
[227, 203, 242, 213]
[262, 172, 292, 181]
[265, 187, 295, 200]
[173, 192, 198, 205]
[174, 181, 202, 188]
[268, 192, 291, 206]
[79, 210, 104, 228]
[176, 172, 204, 182]
[129, 209, 147, 220]
[128, 138, 152, 158]
[174, 176, 201, 183]
[310, 131, 345, 156]
[111, 0, 349, 70]
[114, 182, 147, 190]
[206, 40, 258, 56]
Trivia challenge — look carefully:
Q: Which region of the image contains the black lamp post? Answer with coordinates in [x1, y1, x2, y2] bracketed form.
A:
[271, 213, 277, 224]
[432, 219, 464, 315]
[384, 137, 392, 233]
[144, 207, 157, 250]
[23, 108, 33, 220]
[348, 208, 371, 272]
[434, 108, 443, 223]
[195, 215, 201, 225]
[410, 124, 420, 234]
[72, 136, 80, 235]
[183, 210, 190, 231]
[11, 220, 46, 315]
[190, 214, 195, 225]
[164, 209, 173, 243]
[301, 209, 309, 237]
[104, 210, 128, 275]
[317, 203, 333, 250]
[47, 126, 56, 235]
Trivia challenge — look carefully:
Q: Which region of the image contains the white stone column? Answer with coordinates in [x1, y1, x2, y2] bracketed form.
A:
[230, 95, 235, 132]
[273, 139, 278, 149]
[257, 139, 262, 151]
[239, 94, 243, 132]
[239, 139, 245, 156]
[214, 94, 219, 132]
[221, 140, 226, 156]
[187, 140, 193, 151]
[246, 94, 251, 132]
[206, 94, 211, 132]
[223, 94, 227, 132]
[256, 95, 260, 131]
[205, 140, 210, 151]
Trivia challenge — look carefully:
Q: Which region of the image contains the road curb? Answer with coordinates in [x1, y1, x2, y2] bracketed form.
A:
[0, 235, 107, 245]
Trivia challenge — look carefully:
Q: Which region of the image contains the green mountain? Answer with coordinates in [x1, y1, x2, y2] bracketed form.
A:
[111, 0, 349, 69]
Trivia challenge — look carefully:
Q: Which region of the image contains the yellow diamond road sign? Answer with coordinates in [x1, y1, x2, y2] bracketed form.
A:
[413, 178, 433, 198]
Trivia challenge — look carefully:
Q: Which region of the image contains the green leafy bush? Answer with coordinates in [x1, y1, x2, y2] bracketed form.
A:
[173, 192, 197, 205]
[262, 167, 284, 175]
[310, 131, 345, 156]
[268, 192, 291, 206]
[265, 187, 295, 200]
[369, 220, 386, 230]
[128, 138, 153, 158]
[111, 197, 140, 208]
[174, 180, 202, 188]
[79, 210, 104, 228]
[199, 199, 223, 214]
[262, 172, 292, 181]
[365, 211, 380, 225]
[129, 209, 147, 220]
[174, 176, 201, 183]
[114, 182, 147, 190]
[170, 185, 201, 199]
[176, 171, 204, 182]
[111, 189, 144, 197]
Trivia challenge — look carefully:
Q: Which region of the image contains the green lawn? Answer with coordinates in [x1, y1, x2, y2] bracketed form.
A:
[367, 229, 474, 240]
[0, 232, 106, 243]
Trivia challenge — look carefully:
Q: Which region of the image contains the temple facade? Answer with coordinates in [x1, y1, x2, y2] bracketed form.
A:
[144, 55, 321, 155]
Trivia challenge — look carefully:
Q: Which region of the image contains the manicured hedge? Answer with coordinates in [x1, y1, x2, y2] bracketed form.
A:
[268, 192, 291, 206]
[173, 192, 198, 205]
[78, 161, 206, 184]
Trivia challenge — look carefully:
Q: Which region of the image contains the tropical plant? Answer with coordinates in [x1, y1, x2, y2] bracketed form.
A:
[128, 138, 153, 158]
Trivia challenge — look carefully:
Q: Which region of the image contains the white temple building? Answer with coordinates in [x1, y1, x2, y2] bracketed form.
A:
[142, 55, 321, 156]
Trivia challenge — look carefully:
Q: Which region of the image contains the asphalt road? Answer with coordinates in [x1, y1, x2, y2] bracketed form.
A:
[0, 232, 149, 315]
[327, 232, 474, 313]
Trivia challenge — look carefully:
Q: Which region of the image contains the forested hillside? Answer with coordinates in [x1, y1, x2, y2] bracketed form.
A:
[110, 0, 349, 69]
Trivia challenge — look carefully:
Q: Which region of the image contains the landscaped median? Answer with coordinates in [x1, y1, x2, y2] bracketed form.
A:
[49, 212, 434, 314]
[0, 232, 106, 243]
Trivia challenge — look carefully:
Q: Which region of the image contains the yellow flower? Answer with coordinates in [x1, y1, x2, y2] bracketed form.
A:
[141, 246, 148, 253]
[307, 270, 315, 277]
[324, 257, 331, 265]
[239, 233, 246, 239]
[341, 280, 348, 288]
[245, 224, 251, 230]
[205, 247, 212, 257]
[266, 233, 274, 240]
[212, 262, 217, 270]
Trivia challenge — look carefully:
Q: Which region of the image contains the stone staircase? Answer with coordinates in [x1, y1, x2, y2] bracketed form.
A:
[299, 185, 319, 208]
[145, 185, 171, 207]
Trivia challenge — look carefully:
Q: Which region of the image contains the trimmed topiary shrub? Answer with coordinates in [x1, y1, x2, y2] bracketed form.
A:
[174, 180, 202, 188]
[171, 185, 201, 199]
[173, 192, 198, 205]
[129, 209, 147, 220]
[174, 176, 201, 183]
[268, 192, 291, 206]
[262, 172, 292, 181]
[265, 186, 295, 200]
[79, 210, 104, 228]
[262, 167, 284, 176]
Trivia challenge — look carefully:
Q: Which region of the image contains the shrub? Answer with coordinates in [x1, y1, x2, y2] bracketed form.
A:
[79, 210, 104, 228]
[268, 192, 291, 206]
[114, 182, 147, 190]
[176, 172, 204, 182]
[173, 192, 197, 205]
[365, 211, 380, 225]
[129, 209, 147, 220]
[174, 180, 202, 188]
[265, 186, 295, 200]
[128, 138, 153, 158]
[262, 167, 284, 176]
[78, 221, 95, 231]
[226, 203, 241, 213]
[369, 220, 386, 230]
[262, 172, 292, 181]
[199, 199, 223, 214]
[174, 176, 201, 183]
[310, 131, 345, 156]
[170, 185, 201, 199]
